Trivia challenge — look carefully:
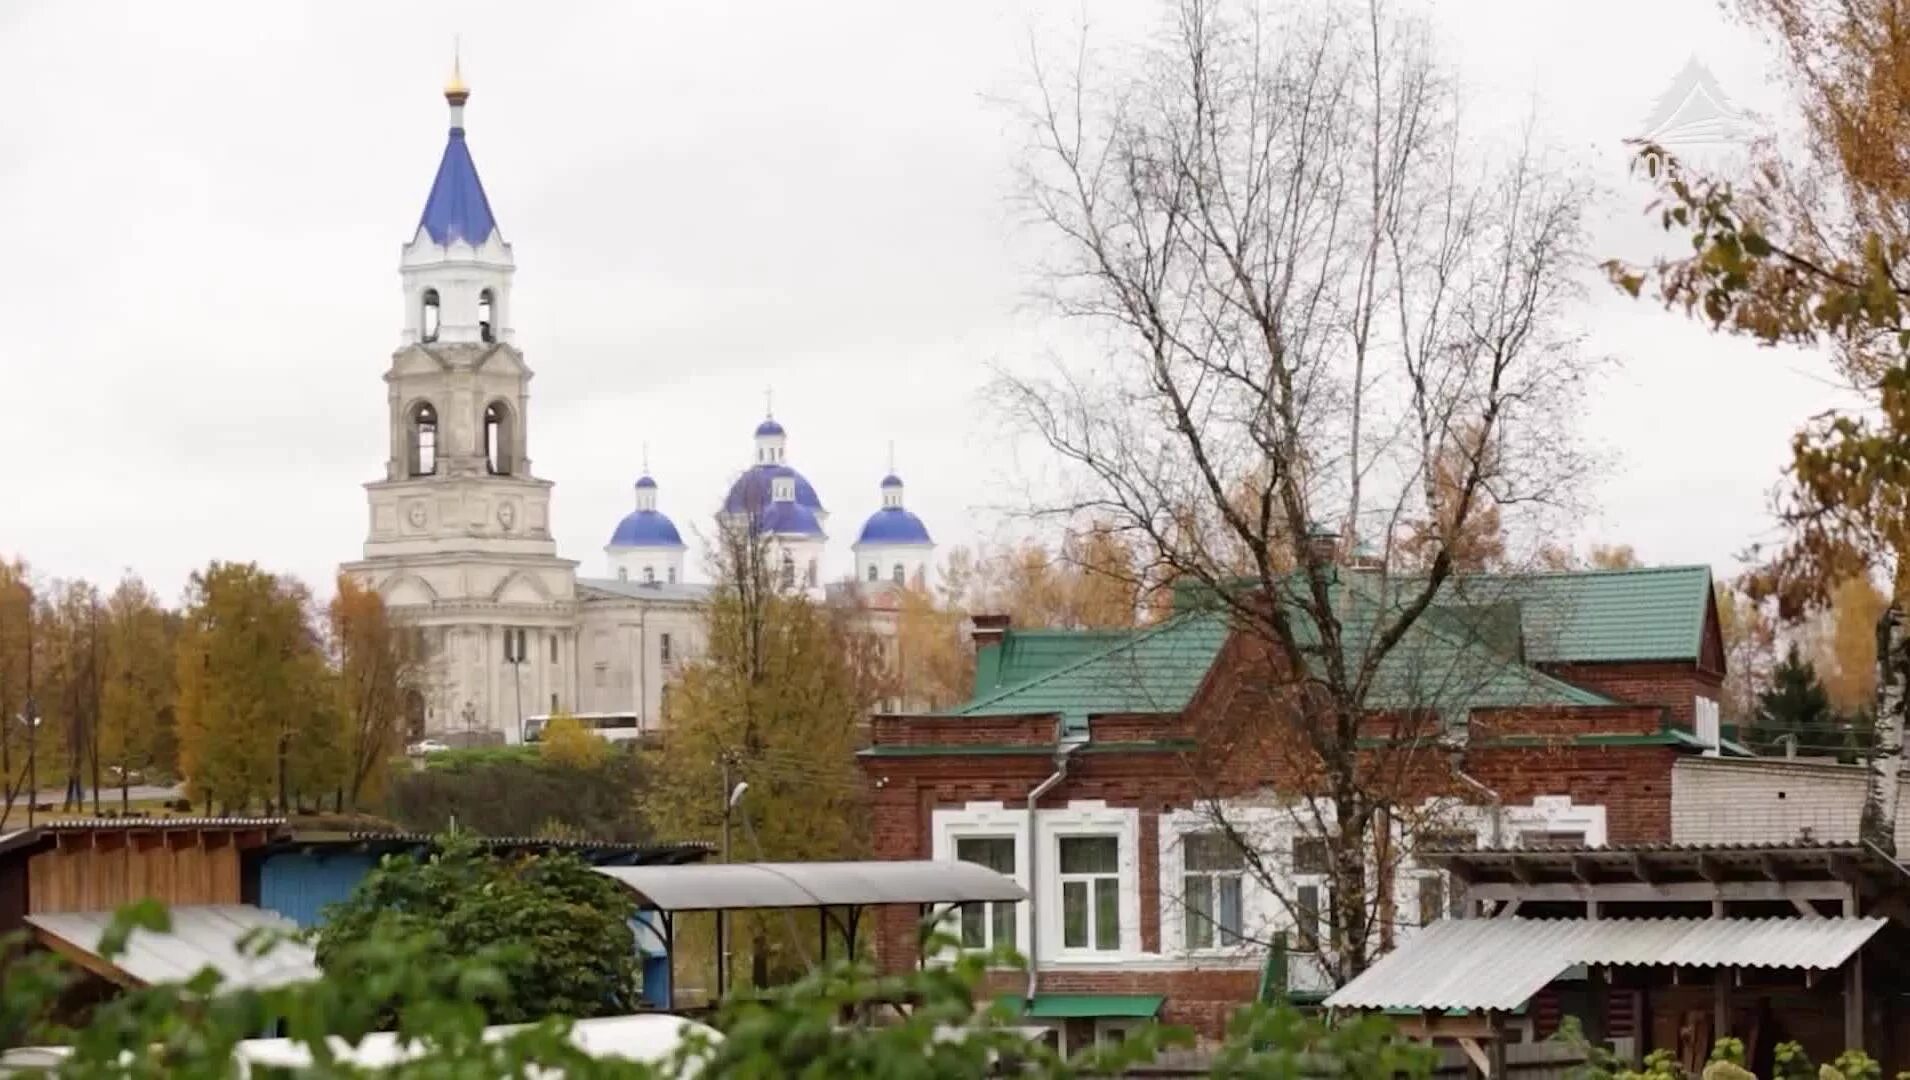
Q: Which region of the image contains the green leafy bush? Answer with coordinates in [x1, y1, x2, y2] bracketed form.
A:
[4, 905, 1442, 1077]
[387, 745, 651, 839]
[313, 832, 641, 1024]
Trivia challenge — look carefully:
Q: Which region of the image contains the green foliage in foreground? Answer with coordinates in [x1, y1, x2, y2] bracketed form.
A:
[1565, 1021, 1891, 1080]
[1, 902, 1440, 1077]
[314, 832, 641, 1024]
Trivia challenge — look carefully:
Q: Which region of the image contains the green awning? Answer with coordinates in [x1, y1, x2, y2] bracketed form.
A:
[1000, 993, 1166, 1019]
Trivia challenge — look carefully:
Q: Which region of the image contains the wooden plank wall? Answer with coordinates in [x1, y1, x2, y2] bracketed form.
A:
[26, 829, 257, 914]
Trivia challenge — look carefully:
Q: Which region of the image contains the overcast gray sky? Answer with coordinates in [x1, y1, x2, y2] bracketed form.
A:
[0, 0, 1851, 601]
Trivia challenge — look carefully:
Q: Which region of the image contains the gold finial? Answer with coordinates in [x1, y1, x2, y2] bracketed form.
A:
[444, 37, 470, 104]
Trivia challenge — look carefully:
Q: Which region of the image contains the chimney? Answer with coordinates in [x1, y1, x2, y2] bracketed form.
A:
[970, 613, 1012, 655]
[1304, 523, 1341, 567]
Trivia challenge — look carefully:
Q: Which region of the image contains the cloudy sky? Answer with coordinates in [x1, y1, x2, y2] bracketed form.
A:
[0, 0, 1849, 601]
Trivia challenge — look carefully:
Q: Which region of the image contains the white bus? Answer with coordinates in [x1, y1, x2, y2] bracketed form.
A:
[522, 712, 644, 744]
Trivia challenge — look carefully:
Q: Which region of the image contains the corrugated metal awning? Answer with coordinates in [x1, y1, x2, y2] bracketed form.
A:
[594, 860, 1026, 912]
[1326, 917, 1886, 1013]
[28, 904, 319, 991]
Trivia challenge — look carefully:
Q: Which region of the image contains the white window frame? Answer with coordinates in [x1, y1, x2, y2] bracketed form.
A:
[1056, 834, 1123, 953]
[1036, 802, 1140, 962]
[1174, 830, 1247, 954]
[1504, 796, 1607, 848]
[1695, 695, 1722, 756]
[952, 834, 1019, 956]
[1288, 834, 1330, 955]
[931, 803, 1030, 963]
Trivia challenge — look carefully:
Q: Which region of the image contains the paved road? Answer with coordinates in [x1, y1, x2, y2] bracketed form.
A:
[1, 784, 186, 828]
[19, 783, 183, 804]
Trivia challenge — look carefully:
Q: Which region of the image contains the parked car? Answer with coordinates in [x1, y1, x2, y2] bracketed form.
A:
[406, 739, 451, 756]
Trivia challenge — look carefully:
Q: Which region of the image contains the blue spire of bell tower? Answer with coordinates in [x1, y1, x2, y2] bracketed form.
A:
[416, 54, 499, 247]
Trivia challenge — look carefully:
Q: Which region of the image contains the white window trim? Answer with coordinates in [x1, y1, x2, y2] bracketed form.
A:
[1094, 1019, 1142, 1048]
[1037, 801, 1141, 963]
[931, 803, 1030, 962]
[1159, 812, 1256, 961]
[1505, 795, 1606, 848]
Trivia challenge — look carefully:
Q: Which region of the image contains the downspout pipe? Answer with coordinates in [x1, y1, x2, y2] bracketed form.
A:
[1025, 741, 1078, 1004]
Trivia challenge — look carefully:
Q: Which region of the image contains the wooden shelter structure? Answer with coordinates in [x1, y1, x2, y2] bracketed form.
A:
[1327, 841, 1910, 1075]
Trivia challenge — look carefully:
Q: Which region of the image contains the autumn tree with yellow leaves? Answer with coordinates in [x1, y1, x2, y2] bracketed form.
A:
[1611, 0, 1910, 613]
[175, 562, 336, 813]
[99, 575, 177, 810]
[327, 575, 426, 811]
[645, 515, 873, 987]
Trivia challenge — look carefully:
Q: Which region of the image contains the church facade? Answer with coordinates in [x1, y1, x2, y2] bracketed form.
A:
[342, 73, 936, 744]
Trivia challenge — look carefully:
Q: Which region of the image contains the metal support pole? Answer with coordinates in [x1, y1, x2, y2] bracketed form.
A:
[1844, 890, 1864, 1049]
[25, 697, 37, 829]
[716, 756, 731, 1001]
[662, 912, 675, 1012]
[1713, 967, 1729, 1041]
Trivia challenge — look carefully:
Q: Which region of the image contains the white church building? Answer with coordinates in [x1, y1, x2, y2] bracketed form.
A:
[342, 71, 935, 744]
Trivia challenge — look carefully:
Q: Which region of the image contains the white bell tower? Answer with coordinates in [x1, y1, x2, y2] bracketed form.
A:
[342, 62, 579, 746]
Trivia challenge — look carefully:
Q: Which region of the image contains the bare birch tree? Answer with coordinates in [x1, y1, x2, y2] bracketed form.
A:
[1001, 0, 1595, 982]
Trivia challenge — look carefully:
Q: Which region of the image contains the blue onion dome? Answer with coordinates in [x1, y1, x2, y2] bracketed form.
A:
[723, 466, 824, 514]
[757, 499, 825, 538]
[880, 474, 903, 489]
[609, 508, 684, 548]
[755, 418, 786, 437]
[634, 474, 657, 490]
[856, 506, 933, 545]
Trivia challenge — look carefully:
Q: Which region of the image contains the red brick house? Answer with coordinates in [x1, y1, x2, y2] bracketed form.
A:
[860, 564, 1732, 1050]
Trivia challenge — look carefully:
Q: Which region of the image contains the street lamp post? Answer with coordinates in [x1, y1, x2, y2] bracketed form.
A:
[505, 628, 526, 744]
[24, 695, 39, 828]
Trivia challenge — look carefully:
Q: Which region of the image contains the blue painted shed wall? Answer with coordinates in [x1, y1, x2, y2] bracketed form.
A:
[258, 853, 379, 929]
[641, 955, 670, 1008]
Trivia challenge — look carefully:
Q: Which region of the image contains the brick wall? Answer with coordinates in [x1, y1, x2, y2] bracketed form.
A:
[861, 737, 1684, 1039]
[1469, 705, 1662, 740]
[1542, 662, 1722, 728]
[1089, 714, 1193, 742]
[1470, 744, 1679, 843]
[863, 632, 1712, 1039]
[1670, 756, 1910, 844]
[869, 713, 1056, 746]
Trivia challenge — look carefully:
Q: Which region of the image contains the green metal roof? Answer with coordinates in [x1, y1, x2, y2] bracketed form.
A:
[1002, 993, 1166, 1019]
[975, 629, 1137, 698]
[1328, 575, 1612, 711]
[948, 612, 1230, 731]
[936, 572, 1617, 730]
[1453, 565, 1715, 664]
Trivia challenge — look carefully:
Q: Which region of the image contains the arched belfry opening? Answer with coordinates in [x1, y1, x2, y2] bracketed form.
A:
[421, 289, 441, 343]
[409, 402, 439, 476]
[478, 288, 495, 343]
[484, 401, 514, 476]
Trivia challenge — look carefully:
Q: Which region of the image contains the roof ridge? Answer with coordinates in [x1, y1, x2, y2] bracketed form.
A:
[1343, 580, 1614, 707]
[1466, 564, 1713, 582]
[954, 610, 1217, 716]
